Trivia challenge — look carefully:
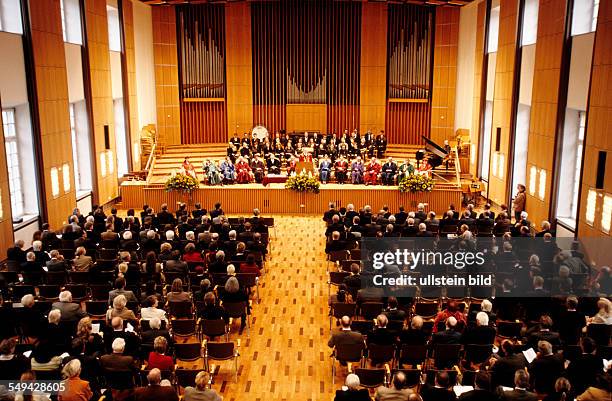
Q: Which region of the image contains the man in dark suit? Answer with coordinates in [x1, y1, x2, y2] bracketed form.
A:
[459, 211, 476, 229]
[133, 368, 178, 401]
[399, 316, 428, 345]
[395, 205, 409, 225]
[7, 240, 26, 264]
[141, 318, 173, 347]
[458, 371, 495, 401]
[367, 315, 396, 346]
[566, 337, 603, 395]
[342, 264, 361, 299]
[416, 223, 434, 237]
[528, 341, 564, 395]
[46, 250, 68, 272]
[323, 202, 338, 223]
[52, 291, 87, 323]
[100, 337, 138, 372]
[383, 297, 407, 323]
[415, 203, 427, 222]
[497, 370, 537, 401]
[478, 204, 495, 221]
[526, 315, 561, 349]
[328, 316, 364, 349]
[461, 312, 496, 345]
[420, 370, 456, 401]
[402, 218, 419, 237]
[108, 277, 138, 305]
[558, 296, 586, 345]
[164, 251, 189, 277]
[156, 204, 176, 226]
[431, 317, 461, 346]
[20, 251, 44, 275]
[104, 317, 141, 357]
[490, 341, 528, 388]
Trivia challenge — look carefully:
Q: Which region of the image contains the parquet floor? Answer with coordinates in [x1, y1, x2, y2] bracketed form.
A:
[179, 215, 340, 401]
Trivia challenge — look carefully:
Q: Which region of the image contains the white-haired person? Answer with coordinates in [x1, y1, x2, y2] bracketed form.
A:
[52, 291, 87, 323]
[106, 294, 136, 323]
[334, 373, 371, 401]
[588, 298, 612, 325]
[59, 358, 93, 401]
[183, 371, 222, 401]
[461, 311, 496, 345]
[32, 240, 50, 265]
[132, 368, 178, 401]
[100, 338, 137, 372]
[71, 246, 92, 272]
[219, 276, 249, 331]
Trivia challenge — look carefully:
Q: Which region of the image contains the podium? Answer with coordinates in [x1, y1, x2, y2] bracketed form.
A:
[296, 161, 315, 174]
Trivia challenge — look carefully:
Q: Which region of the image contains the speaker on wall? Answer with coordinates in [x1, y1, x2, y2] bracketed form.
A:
[104, 125, 110, 150]
[495, 127, 501, 152]
[596, 151, 607, 189]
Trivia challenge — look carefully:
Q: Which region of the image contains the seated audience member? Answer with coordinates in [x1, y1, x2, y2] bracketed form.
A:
[458, 371, 495, 401]
[432, 300, 466, 332]
[46, 250, 68, 272]
[326, 231, 347, 254]
[431, 317, 461, 345]
[104, 317, 141, 356]
[52, 290, 87, 323]
[527, 315, 561, 348]
[198, 292, 227, 322]
[30, 339, 64, 371]
[461, 312, 496, 345]
[543, 377, 572, 401]
[184, 371, 222, 401]
[240, 254, 261, 276]
[566, 337, 602, 395]
[141, 318, 172, 346]
[219, 277, 249, 330]
[334, 373, 371, 401]
[193, 279, 212, 302]
[165, 251, 189, 276]
[100, 338, 137, 372]
[20, 251, 43, 276]
[108, 277, 138, 305]
[497, 370, 538, 401]
[0, 338, 30, 380]
[72, 246, 92, 271]
[18, 294, 46, 339]
[399, 315, 428, 345]
[367, 314, 395, 346]
[147, 337, 173, 371]
[47, 309, 70, 351]
[374, 371, 413, 401]
[141, 296, 168, 322]
[75, 316, 104, 357]
[133, 368, 178, 401]
[59, 359, 93, 401]
[182, 243, 203, 263]
[420, 370, 456, 401]
[588, 298, 612, 325]
[328, 316, 364, 349]
[166, 278, 191, 303]
[529, 341, 564, 395]
[490, 340, 528, 388]
[106, 294, 137, 323]
[576, 374, 611, 401]
[383, 297, 407, 323]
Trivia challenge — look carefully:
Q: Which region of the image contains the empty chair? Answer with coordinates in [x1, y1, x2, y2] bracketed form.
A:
[331, 342, 365, 384]
[367, 343, 395, 365]
[360, 302, 384, 320]
[201, 319, 229, 341]
[175, 368, 200, 393]
[203, 339, 240, 383]
[45, 271, 67, 285]
[174, 342, 203, 362]
[85, 300, 109, 318]
[37, 285, 60, 300]
[414, 302, 439, 318]
[398, 344, 428, 368]
[223, 301, 250, 336]
[11, 285, 35, 301]
[171, 318, 198, 338]
[497, 321, 523, 339]
[65, 284, 88, 300]
[393, 369, 422, 389]
[330, 302, 356, 330]
[353, 366, 388, 388]
[69, 271, 90, 284]
[350, 320, 374, 335]
[168, 301, 193, 318]
[432, 343, 461, 369]
[464, 344, 493, 365]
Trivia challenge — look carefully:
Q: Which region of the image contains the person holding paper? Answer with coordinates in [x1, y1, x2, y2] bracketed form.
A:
[497, 370, 537, 401]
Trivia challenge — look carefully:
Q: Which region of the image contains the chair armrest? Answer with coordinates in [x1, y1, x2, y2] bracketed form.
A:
[347, 362, 353, 373]
[384, 363, 391, 375]
[237, 339, 241, 348]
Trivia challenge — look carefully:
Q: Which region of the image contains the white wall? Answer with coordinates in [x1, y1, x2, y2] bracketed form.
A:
[0, 32, 28, 107]
[65, 43, 85, 103]
[133, 0, 156, 129]
[567, 33, 595, 111]
[455, 0, 480, 134]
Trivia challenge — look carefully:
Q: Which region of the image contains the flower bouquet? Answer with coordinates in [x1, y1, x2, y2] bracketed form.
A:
[398, 173, 434, 193]
[165, 173, 199, 194]
[285, 172, 320, 193]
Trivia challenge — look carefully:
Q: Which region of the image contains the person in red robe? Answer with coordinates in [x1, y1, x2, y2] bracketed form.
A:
[287, 155, 298, 175]
[334, 155, 349, 184]
[364, 157, 381, 185]
[181, 157, 197, 179]
[235, 157, 253, 183]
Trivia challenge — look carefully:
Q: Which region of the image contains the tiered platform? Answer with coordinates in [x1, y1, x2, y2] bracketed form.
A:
[119, 143, 467, 214]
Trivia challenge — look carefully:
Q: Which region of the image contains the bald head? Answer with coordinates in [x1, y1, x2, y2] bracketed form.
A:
[148, 368, 161, 385]
[340, 316, 351, 328]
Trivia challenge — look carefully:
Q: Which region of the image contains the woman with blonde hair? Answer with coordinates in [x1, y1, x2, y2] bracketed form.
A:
[75, 317, 103, 356]
[58, 359, 93, 401]
[184, 371, 222, 401]
[106, 294, 136, 323]
[589, 298, 612, 325]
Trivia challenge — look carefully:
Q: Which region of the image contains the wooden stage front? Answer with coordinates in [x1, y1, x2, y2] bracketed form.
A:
[120, 181, 462, 215]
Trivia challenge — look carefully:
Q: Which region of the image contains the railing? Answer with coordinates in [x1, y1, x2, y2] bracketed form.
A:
[453, 146, 461, 187]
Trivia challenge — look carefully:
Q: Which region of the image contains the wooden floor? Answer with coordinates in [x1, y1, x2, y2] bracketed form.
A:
[179, 215, 341, 401]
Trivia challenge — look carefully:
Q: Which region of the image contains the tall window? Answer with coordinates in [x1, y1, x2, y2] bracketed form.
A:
[572, 112, 586, 216]
[69, 104, 81, 191]
[0, 0, 23, 34]
[572, 0, 600, 36]
[2, 109, 23, 217]
[60, 0, 83, 44]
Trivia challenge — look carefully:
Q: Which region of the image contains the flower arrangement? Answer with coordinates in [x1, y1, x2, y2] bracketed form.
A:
[285, 172, 320, 193]
[398, 173, 435, 193]
[165, 173, 199, 193]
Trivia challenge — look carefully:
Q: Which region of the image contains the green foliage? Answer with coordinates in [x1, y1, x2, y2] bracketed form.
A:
[165, 173, 199, 193]
[398, 174, 435, 193]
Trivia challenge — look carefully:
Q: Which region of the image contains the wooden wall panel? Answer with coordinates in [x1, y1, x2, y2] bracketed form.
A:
[385, 102, 431, 144]
[152, 5, 181, 146]
[360, 2, 387, 135]
[431, 7, 460, 144]
[488, 0, 519, 206]
[525, 0, 567, 226]
[30, 0, 77, 227]
[286, 104, 327, 133]
[85, 0, 119, 205]
[0, 103, 15, 257]
[122, 0, 140, 171]
[225, 2, 253, 139]
[180, 101, 227, 144]
[471, 2, 487, 176]
[578, 0, 612, 239]
[120, 183, 461, 216]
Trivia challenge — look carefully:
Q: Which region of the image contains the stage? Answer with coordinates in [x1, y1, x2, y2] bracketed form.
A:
[119, 180, 462, 215]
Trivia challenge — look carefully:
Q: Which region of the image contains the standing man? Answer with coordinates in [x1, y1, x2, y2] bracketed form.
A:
[512, 184, 526, 223]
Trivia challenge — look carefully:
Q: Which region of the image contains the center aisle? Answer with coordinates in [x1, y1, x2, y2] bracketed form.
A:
[220, 215, 334, 401]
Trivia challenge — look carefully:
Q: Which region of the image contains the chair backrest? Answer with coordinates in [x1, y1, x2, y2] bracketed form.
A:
[201, 319, 227, 338]
[69, 271, 90, 284]
[354, 367, 386, 388]
[335, 343, 364, 362]
[169, 301, 193, 318]
[464, 344, 493, 364]
[367, 343, 395, 363]
[45, 271, 67, 285]
[37, 284, 60, 299]
[331, 302, 356, 319]
[206, 341, 235, 360]
[103, 369, 135, 390]
[174, 343, 202, 361]
[65, 284, 88, 299]
[360, 302, 384, 320]
[393, 369, 422, 388]
[236, 273, 258, 288]
[140, 319, 167, 331]
[171, 319, 197, 336]
[350, 320, 374, 335]
[497, 321, 523, 338]
[329, 250, 349, 262]
[223, 301, 247, 318]
[85, 300, 109, 317]
[414, 302, 439, 318]
[175, 369, 200, 389]
[329, 271, 350, 286]
[587, 324, 612, 346]
[399, 344, 428, 365]
[433, 344, 462, 368]
[90, 284, 112, 300]
[425, 369, 458, 386]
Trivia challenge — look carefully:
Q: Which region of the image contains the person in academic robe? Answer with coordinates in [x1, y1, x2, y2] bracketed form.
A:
[204, 159, 222, 185]
[251, 154, 265, 183]
[239, 142, 251, 158]
[364, 157, 381, 185]
[226, 143, 239, 163]
[312, 132, 320, 145]
[299, 150, 313, 163]
[351, 157, 364, 184]
[381, 157, 398, 186]
[235, 157, 253, 184]
[230, 133, 241, 148]
[334, 155, 349, 184]
[338, 139, 349, 158]
[375, 131, 387, 158]
[397, 159, 415, 182]
[266, 153, 282, 175]
[287, 155, 298, 175]
[181, 157, 197, 179]
[319, 155, 332, 184]
[284, 141, 295, 160]
[220, 157, 236, 184]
